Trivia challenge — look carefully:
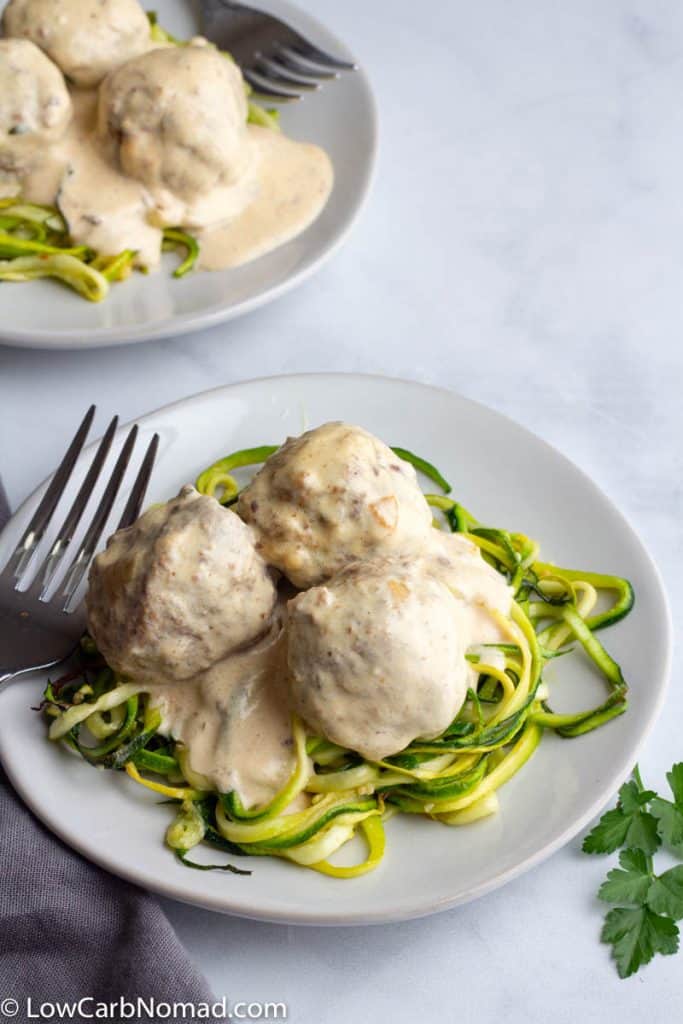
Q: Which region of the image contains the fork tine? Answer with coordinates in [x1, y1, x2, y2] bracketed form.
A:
[290, 41, 356, 72]
[35, 415, 119, 597]
[276, 47, 338, 80]
[117, 432, 159, 530]
[59, 425, 138, 605]
[3, 405, 95, 582]
[256, 56, 320, 89]
[242, 68, 302, 100]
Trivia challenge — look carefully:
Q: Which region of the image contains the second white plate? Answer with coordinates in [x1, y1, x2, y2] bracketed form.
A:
[0, 375, 672, 923]
[0, 0, 377, 349]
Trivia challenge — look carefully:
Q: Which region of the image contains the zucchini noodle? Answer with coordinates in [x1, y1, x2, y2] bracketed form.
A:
[162, 229, 200, 279]
[43, 445, 634, 880]
[0, 16, 281, 302]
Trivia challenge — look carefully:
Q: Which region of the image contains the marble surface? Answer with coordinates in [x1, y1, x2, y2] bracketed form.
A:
[1, 0, 682, 1020]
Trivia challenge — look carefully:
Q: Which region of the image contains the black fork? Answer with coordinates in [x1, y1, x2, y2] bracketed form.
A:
[200, 0, 357, 100]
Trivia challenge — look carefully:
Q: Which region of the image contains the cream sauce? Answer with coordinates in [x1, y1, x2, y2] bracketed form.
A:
[52, 90, 162, 267]
[149, 617, 295, 808]
[1, 39, 333, 271]
[197, 128, 333, 271]
[421, 529, 512, 646]
[149, 520, 512, 800]
[127, 520, 510, 801]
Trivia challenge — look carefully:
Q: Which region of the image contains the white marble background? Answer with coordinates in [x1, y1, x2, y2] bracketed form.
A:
[1, 1, 682, 1020]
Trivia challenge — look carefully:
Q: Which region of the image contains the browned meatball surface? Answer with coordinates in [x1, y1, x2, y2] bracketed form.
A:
[87, 485, 277, 685]
[238, 422, 434, 589]
[2, 0, 150, 86]
[0, 39, 71, 174]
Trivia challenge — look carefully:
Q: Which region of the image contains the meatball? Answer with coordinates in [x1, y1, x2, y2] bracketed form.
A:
[86, 485, 277, 686]
[238, 423, 434, 589]
[422, 530, 512, 618]
[2, 0, 150, 87]
[287, 561, 471, 760]
[97, 42, 250, 205]
[0, 39, 71, 173]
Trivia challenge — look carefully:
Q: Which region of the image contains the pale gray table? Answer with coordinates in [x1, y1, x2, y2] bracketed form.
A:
[1, 2, 681, 1021]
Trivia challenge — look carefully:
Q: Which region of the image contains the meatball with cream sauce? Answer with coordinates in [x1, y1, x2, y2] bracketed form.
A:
[287, 560, 472, 760]
[86, 485, 277, 686]
[2, 0, 151, 87]
[420, 529, 512, 639]
[238, 422, 434, 589]
[0, 39, 71, 174]
[97, 43, 251, 220]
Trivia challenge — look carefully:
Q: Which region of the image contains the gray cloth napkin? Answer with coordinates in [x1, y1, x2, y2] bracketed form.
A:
[0, 484, 221, 1024]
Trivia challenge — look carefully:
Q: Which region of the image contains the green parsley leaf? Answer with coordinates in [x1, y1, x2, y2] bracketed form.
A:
[647, 866, 683, 921]
[650, 797, 683, 855]
[598, 849, 651, 905]
[583, 781, 660, 856]
[650, 767, 683, 856]
[601, 906, 679, 979]
[667, 763, 683, 806]
[583, 808, 629, 854]
[625, 807, 661, 856]
[619, 780, 657, 813]
[585, 764, 683, 978]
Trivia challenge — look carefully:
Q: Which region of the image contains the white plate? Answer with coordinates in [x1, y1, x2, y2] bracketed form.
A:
[0, 375, 672, 924]
[0, 1, 376, 350]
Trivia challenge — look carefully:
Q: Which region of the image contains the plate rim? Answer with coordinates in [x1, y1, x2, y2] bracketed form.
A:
[0, 372, 674, 924]
[0, 0, 378, 351]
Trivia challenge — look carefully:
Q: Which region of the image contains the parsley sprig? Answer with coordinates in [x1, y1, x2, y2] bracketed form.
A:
[583, 764, 683, 978]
